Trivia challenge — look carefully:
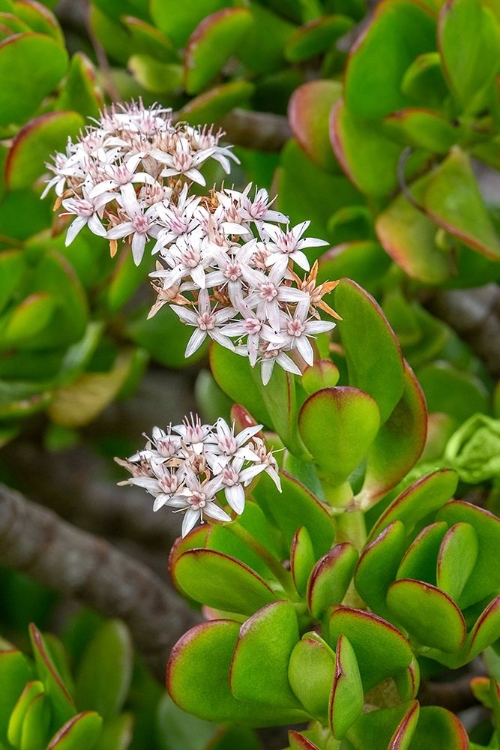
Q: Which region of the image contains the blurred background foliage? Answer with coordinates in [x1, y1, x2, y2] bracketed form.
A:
[1, 0, 500, 747]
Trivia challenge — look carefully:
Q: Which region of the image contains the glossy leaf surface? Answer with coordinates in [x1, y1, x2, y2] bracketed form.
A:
[307, 543, 358, 620]
[354, 521, 406, 620]
[329, 634, 363, 739]
[288, 634, 335, 722]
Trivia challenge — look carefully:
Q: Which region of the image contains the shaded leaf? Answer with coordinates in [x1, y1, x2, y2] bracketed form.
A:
[289, 79, 342, 172]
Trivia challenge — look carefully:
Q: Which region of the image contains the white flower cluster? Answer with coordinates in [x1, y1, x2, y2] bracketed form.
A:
[116, 415, 280, 537]
[45, 101, 340, 383]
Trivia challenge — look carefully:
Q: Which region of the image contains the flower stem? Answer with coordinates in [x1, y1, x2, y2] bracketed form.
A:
[226, 520, 298, 598]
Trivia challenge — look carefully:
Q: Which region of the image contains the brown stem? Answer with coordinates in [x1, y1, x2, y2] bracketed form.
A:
[0, 483, 198, 681]
[418, 673, 479, 713]
[217, 109, 291, 152]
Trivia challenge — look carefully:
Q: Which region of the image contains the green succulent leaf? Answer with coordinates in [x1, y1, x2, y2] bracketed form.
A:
[306, 543, 359, 620]
[29, 624, 76, 730]
[417, 362, 489, 423]
[285, 14, 354, 62]
[172, 548, 278, 615]
[122, 16, 179, 62]
[288, 633, 335, 722]
[12, 689, 51, 750]
[288, 730, 322, 749]
[436, 522, 478, 603]
[383, 108, 457, 154]
[328, 607, 413, 691]
[387, 579, 466, 652]
[12, 0, 64, 44]
[400, 52, 449, 108]
[236, 2, 295, 74]
[167, 620, 308, 725]
[0, 33, 68, 125]
[184, 8, 253, 94]
[55, 53, 102, 119]
[436, 501, 500, 608]
[179, 80, 255, 124]
[0, 652, 34, 743]
[1, 293, 57, 346]
[298, 386, 380, 487]
[8, 680, 45, 748]
[251, 471, 335, 558]
[396, 522, 447, 584]
[354, 520, 407, 621]
[423, 147, 500, 260]
[288, 80, 342, 172]
[346, 701, 419, 750]
[368, 469, 458, 542]
[128, 55, 183, 93]
[150, 0, 230, 47]
[439, 0, 500, 113]
[93, 713, 134, 750]
[0, 250, 25, 314]
[230, 601, 301, 709]
[344, 0, 436, 118]
[335, 278, 405, 423]
[466, 596, 500, 660]
[46, 712, 103, 750]
[407, 705, 468, 747]
[290, 526, 316, 597]
[75, 620, 133, 721]
[329, 634, 364, 739]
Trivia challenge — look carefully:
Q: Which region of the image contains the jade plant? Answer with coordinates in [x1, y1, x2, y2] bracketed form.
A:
[40, 103, 500, 749]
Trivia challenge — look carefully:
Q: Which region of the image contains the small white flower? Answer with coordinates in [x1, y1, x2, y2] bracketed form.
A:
[107, 183, 160, 264]
[61, 184, 115, 245]
[220, 456, 266, 514]
[263, 220, 329, 272]
[170, 290, 236, 357]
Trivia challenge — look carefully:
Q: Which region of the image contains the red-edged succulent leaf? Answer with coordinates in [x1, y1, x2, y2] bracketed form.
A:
[172, 549, 278, 615]
[335, 279, 405, 423]
[410, 706, 468, 748]
[400, 51, 449, 109]
[396, 522, 447, 584]
[288, 633, 335, 722]
[0, 33, 68, 125]
[298, 386, 380, 487]
[423, 147, 500, 260]
[307, 543, 358, 620]
[354, 521, 406, 620]
[0, 649, 33, 743]
[291, 527, 316, 597]
[46, 712, 102, 749]
[329, 634, 364, 739]
[168, 525, 210, 596]
[376, 173, 453, 284]
[394, 658, 420, 702]
[251, 471, 335, 558]
[368, 469, 458, 542]
[330, 98, 404, 196]
[328, 607, 413, 691]
[436, 522, 478, 603]
[438, 0, 500, 113]
[302, 360, 340, 396]
[360, 362, 427, 507]
[285, 15, 354, 62]
[184, 9, 253, 94]
[437, 501, 500, 608]
[383, 108, 457, 154]
[346, 701, 419, 750]
[167, 619, 308, 725]
[387, 579, 466, 652]
[121, 16, 179, 62]
[150, 0, 229, 47]
[344, 0, 436, 118]
[179, 80, 254, 124]
[318, 243, 391, 297]
[230, 601, 301, 709]
[288, 730, 322, 749]
[289, 80, 342, 172]
[466, 596, 500, 660]
[29, 625, 76, 730]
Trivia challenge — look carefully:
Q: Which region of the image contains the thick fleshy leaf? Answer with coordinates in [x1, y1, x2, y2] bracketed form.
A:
[387, 579, 466, 652]
[75, 621, 132, 720]
[128, 304, 207, 369]
[346, 701, 419, 750]
[408, 706, 468, 748]
[328, 608, 413, 691]
[318, 242, 391, 297]
[400, 52, 449, 109]
[302, 360, 340, 396]
[330, 99, 404, 196]
[307, 544, 358, 620]
[150, 0, 229, 46]
[368, 469, 458, 542]
[230, 601, 301, 709]
[289, 80, 342, 172]
[184, 9, 253, 94]
[251, 471, 335, 558]
[179, 80, 254, 124]
[335, 279, 405, 423]
[329, 634, 363, 739]
[0, 33, 68, 124]
[439, 0, 500, 113]
[299, 386, 380, 487]
[168, 525, 210, 597]
[122, 16, 179, 62]
[417, 362, 489, 423]
[93, 714, 134, 750]
[167, 620, 308, 725]
[285, 14, 353, 62]
[344, 0, 436, 118]
[236, 2, 295, 74]
[0, 250, 25, 314]
[376, 174, 453, 284]
[466, 596, 500, 660]
[437, 522, 478, 603]
[423, 147, 500, 260]
[396, 522, 447, 584]
[29, 625, 75, 729]
[128, 55, 183, 93]
[288, 633, 335, 722]
[12, 0, 63, 44]
[383, 108, 457, 154]
[288, 730, 321, 750]
[394, 659, 420, 702]
[291, 527, 316, 597]
[210, 343, 271, 427]
[55, 53, 101, 119]
[0, 649, 33, 742]
[207, 725, 260, 750]
[173, 549, 278, 615]
[1, 293, 56, 346]
[436, 501, 500, 608]
[46, 712, 103, 749]
[354, 521, 406, 620]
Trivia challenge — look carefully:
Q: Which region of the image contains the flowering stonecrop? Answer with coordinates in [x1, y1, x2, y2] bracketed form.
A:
[116, 414, 280, 537]
[45, 101, 340, 384]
